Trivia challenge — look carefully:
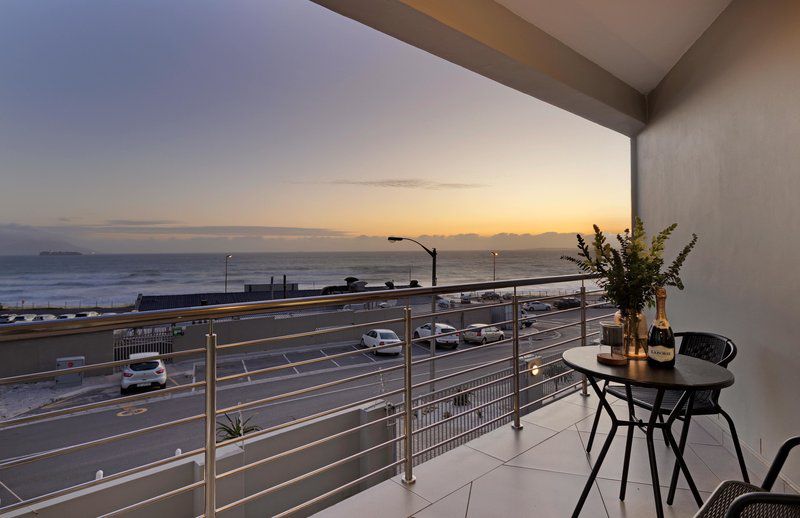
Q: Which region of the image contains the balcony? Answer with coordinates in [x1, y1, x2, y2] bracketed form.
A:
[316, 392, 770, 517]
[1, 274, 622, 517]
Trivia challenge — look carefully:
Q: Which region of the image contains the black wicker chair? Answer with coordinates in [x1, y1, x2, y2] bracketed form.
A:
[585, 332, 750, 501]
[695, 436, 800, 517]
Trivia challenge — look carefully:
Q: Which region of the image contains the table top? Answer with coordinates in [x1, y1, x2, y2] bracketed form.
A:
[562, 347, 734, 390]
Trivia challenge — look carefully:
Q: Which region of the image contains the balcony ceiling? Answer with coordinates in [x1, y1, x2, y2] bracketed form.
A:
[495, 0, 732, 93]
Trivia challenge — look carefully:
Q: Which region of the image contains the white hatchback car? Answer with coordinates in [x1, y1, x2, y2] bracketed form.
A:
[121, 352, 167, 395]
[523, 301, 553, 311]
[462, 324, 505, 344]
[33, 314, 57, 321]
[360, 329, 402, 355]
[413, 323, 459, 348]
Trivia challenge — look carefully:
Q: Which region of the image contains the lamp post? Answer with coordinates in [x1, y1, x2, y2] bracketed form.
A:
[224, 254, 233, 293]
[388, 236, 438, 395]
[490, 251, 499, 282]
[387, 236, 436, 287]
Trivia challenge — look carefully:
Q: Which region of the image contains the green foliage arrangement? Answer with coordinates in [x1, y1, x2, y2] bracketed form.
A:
[562, 218, 698, 316]
[216, 413, 261, 443]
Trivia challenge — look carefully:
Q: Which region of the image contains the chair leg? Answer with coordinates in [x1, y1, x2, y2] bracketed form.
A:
[586, 380, 608, 453]
[657, 412, 670, 443]
[719, 408, 750, 483]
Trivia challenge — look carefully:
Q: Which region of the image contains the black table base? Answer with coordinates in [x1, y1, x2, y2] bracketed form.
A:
[572, 376, 703, 518]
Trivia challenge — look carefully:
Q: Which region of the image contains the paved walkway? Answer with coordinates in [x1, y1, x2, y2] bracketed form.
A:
[315, 392, 777, 517]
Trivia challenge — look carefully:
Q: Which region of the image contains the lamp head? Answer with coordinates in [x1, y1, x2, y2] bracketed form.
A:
[387, 236, 403, 242]
[226, 254, 233, 259]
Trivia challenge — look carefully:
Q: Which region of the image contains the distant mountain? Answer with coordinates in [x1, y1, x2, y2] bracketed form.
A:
[0, 224, 92, 255]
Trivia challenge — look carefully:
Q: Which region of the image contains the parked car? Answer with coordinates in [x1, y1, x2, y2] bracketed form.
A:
[462, 324, 505, 344]
[554, 297, 581, 309]
[57, 313, 76, 320]
[481, 292, 502, 302]
[120, 352, 167, 395]
[32, 314, 57, 321]
[523, 301, 553, 311]
[460, 293, 471, 304]
[75, 311, 100, 318]
[413, 323, 459, 348]
[0, 314, 18, 324]
[359, 329, 402, 355]
[596, 296, 616, 309]
[11, 314, 36, 323]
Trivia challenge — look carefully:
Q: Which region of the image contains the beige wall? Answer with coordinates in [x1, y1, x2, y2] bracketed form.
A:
[0, 331, 114, 378]
[636, 0, 800, 486]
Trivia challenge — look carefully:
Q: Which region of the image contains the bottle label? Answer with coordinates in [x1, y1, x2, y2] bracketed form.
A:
[648, 345, 674, 362]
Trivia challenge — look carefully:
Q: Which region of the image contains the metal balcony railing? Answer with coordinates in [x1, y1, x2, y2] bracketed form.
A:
[0, 273, 613, 517]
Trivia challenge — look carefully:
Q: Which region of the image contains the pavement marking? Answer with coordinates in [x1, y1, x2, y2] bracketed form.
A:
[0, 479, 22, 503]
[168, 377, 180, 387]
[320, 349, 340, 368]
[117, 406, 147, 417]
[241, 360, 252, 383]
[283, 353, 300, 375]
[357, 345, 377, 363]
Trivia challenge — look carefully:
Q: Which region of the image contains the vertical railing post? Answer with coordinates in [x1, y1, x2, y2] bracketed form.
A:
[429, 295, 436, 396]
[401, 306, 416, 485]
[205, 320, 217, 517]
[512, 288, 523, 429]
[580, 282, 589, 397]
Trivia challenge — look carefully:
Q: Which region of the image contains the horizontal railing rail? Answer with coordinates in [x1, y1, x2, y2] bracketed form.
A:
[0, 273, 610, 517]
[0, 274, 597, 342]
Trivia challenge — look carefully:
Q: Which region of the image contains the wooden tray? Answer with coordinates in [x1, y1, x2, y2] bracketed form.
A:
[596, 352, 628, 366]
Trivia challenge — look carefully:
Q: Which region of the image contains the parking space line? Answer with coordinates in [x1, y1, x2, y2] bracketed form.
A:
[320, 349, 340, 368]
[241, 360, 252, 383]
[168, 377, 180, 387]
[0, 479, 23, 503]
[356, 344, 377, 362]
[283, 353, 300, 375]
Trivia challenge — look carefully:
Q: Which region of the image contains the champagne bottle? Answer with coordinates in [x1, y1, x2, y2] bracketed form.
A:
[647, 287, 675, 367]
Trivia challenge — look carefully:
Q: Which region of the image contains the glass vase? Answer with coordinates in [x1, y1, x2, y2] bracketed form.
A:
[623, 312, 648, 360]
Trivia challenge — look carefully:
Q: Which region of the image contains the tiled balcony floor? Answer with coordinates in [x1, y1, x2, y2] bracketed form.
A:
[315, 392, 761, 518]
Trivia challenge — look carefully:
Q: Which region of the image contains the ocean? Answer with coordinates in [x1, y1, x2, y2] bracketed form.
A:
[0, 249, 591, 308]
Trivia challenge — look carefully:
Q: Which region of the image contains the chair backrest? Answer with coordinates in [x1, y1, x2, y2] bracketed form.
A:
[676, 331, 736, 366]
[676, 332, 737, 407]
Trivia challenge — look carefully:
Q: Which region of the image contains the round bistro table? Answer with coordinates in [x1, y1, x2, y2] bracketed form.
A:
[562, 347, 734, 518]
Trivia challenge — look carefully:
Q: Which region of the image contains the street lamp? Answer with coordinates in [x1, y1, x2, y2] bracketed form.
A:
[224, 254, 233, 293]
[490, 251, 499, 282]
[388, 236, 437, 286]
[389, 236, 438, 395]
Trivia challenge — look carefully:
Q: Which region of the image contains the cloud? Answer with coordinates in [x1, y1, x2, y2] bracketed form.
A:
[104, 219, 180, 226]
[45, 224, 347, 238]
[327, 179, 485, 190]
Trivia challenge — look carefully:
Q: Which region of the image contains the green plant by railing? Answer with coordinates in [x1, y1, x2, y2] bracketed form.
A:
[562, 217, 698, 316]
[216, 413, 261, 443]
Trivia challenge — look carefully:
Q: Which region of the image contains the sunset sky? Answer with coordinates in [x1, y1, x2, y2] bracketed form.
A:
[0, 0, 630, 253]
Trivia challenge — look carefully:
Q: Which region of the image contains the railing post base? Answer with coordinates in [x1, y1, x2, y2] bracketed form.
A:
[401, 475, 417, 485]
[511, 423, 524, 431]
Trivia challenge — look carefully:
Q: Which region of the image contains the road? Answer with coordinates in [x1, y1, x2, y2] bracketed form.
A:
[0, 308, 610, 506]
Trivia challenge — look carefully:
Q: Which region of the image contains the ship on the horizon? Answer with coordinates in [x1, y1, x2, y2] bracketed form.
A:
[39, 250, 83, 256]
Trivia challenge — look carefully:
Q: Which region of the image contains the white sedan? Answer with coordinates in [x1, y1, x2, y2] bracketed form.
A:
[463, 324, 505, 344]
[523, 301, 553, 311]
[413, 323, 459, 348]
[360, 329, 402, 355]
[120, 352, 167, 395]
